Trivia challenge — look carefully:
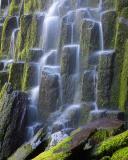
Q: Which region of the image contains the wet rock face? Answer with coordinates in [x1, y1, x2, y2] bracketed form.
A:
[82, 70, 96, 102]
[61, 45, 78, 104]
[102, 10, 117, 49]
[80, 19, 100, 70]
[8, 62, 25, 90]
[28, 48, 44, 62]
[0, 83, 28, 159]
[0, 71, 9, 90]
[97, 52, 114, 108]
[38, 68, 59, 122]
[1, 16, 18, 57]
[8, 128, 47, 160]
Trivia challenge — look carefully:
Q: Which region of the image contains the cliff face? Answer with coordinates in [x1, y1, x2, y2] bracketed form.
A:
[0, 0, 128, 159]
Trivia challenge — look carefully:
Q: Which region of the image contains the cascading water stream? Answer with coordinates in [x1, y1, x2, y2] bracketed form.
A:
[9, 28, 19, 59]
[24, 0, 116, 143]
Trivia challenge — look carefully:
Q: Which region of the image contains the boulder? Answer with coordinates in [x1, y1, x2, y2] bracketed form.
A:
[0, 83, 28, 159]
[33, 118, 124, 160]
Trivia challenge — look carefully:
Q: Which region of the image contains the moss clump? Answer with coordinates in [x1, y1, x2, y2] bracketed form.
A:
[93, 130, 128, 158]
[15, 14, 39, 60]
[22, 62, 38, 91]
[8, 62, 24, 90]
[24, 0, 43, 14]
[116, 0, 128, 13]
[1, 16, 17, 58]
[111, 147, 128, 160]
[32, 137, 71, 160]
[9, 0, 20, 16]
[91, 129, 114, 144]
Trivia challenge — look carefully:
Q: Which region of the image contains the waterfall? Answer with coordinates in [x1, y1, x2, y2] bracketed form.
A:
[9, 28, 19, 59]
[1, 0, 115, 143]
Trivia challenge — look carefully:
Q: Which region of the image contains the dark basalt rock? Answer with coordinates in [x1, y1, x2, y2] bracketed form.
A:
[102, 10, 117, 49]
[80, 19, 100, 70]
[28, 48, 44, 62]
[97, 51, 114, 108]
[38, 67, 59, 122]
[8, 128, 47, 160]
[0, 83, 28, 159]
[82, 70, 96, 102]
[0, 71, 9, 90]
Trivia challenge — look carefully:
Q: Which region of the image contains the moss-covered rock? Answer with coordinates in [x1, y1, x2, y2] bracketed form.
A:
[33, 118, 124, 160]
[8, 62, 24, 90]
[93, 130, 128, 158]
[9, 0, 22, 16]
[22, 62, 38, 91]
[0, 83, 28, 159]
[0, 71, 9, 90]
[80, 19, 100, 70]
[1, 16, 18, 58]
[24, 0, 46, 14]
[8, 128, 46, 160]
[119, 40, 128, 111]
[15, 13, 42, 60]
[111, 147, 128, 160]
[110, 7, 128, 109]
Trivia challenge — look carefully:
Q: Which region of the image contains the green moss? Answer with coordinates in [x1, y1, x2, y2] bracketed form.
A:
[111, 147, 128, 160]
[1, 16, 17, 58]
[15, 14, 39, 60]
[24, 0, 43, 14]
[93, 131, 128, 158]
[8, 63, 24, 90]
[9, 0, 20, 16]
[22, 62, 37, 91]
[91, 129, 114, 144]
[33, 137, 72, 160]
